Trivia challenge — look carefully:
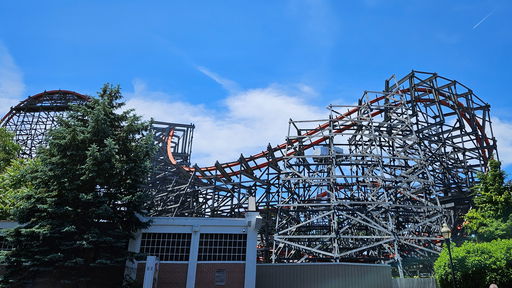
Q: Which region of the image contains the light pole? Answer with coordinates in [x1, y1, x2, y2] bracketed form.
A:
[441, 223, 456, 288]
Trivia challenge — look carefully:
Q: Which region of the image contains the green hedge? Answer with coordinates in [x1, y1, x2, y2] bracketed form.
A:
[434, 239, 512, 288]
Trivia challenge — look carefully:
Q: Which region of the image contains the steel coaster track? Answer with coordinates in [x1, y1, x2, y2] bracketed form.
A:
[0, 71, 498, 275]
[159, 71, 496, 274]
[167, 79, 492, 179]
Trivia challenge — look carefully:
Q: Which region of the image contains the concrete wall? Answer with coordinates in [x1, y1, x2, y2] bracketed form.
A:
[392, 278, 437, 288]
[256, 263, 392, 288]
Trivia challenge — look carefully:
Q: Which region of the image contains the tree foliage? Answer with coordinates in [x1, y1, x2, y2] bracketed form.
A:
[0, 159, 38, 220]
[0, 128, 20, 172]
[434, 239, 512, 288]
[2, 84, 155, 287]
[0, 127, 28, 220]
[464, 159, 512, 242]
[435, 159, 512, 288]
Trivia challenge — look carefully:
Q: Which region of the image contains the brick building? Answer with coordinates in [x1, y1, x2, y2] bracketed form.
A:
[125, 212, 261, 288]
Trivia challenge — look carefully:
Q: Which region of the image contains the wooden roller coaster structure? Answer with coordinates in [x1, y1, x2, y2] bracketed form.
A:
[1, 71, 498, 276]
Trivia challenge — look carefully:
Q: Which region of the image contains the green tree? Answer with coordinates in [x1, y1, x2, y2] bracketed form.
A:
[464, 159, 512, 242]
[0, 128, 20, 172]
[0, 159, 38, 220]
[434, 239, 512, 288]
[2, 84, 155, 287]
[0, 127, 26, 220]
[435, 159, 512, 287]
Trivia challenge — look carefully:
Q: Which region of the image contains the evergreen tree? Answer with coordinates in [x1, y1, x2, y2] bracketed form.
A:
[464, 159, 512, 242]
[2, 85, 155, 287]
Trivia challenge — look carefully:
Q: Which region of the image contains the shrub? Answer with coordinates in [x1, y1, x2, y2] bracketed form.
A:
[434, 239, 512, 288]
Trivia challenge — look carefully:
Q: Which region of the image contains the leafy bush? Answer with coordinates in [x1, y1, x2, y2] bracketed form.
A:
[434, 239, 512, 288]
[0, 128, 20, 172]
[0, 159, 38, 220]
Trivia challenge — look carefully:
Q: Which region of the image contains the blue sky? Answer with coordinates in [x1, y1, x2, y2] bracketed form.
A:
[1, 0, 511, 172]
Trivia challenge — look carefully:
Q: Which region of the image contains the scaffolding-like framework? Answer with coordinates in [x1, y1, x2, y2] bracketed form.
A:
[155, 71, 497, 275]
[147, 121, 196, 216]
[0, 90, 198, 216]
[272, 72, 495, 275]
[0, 90, 91, 158]
[0, 71, 498, 276]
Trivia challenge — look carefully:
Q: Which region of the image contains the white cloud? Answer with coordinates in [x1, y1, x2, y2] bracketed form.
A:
[0, 43, 25, 118]
[125, 72, 512, 173]
[491, 117, 512, 167]
[125, 80, 327, 166]
[197, 66, 240, 94]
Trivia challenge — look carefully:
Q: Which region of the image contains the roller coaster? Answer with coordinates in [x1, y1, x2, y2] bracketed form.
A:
[0, 90, 91, 158]
[1, 71, 498, 276]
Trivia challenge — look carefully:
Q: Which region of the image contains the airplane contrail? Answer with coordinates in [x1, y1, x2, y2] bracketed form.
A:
[473, 9, 495, 29]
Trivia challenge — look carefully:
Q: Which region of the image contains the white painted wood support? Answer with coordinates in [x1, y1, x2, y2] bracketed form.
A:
[186, 225, 200, 288]
[143, 256, 159, 288]
[245, 212, 261, 288]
